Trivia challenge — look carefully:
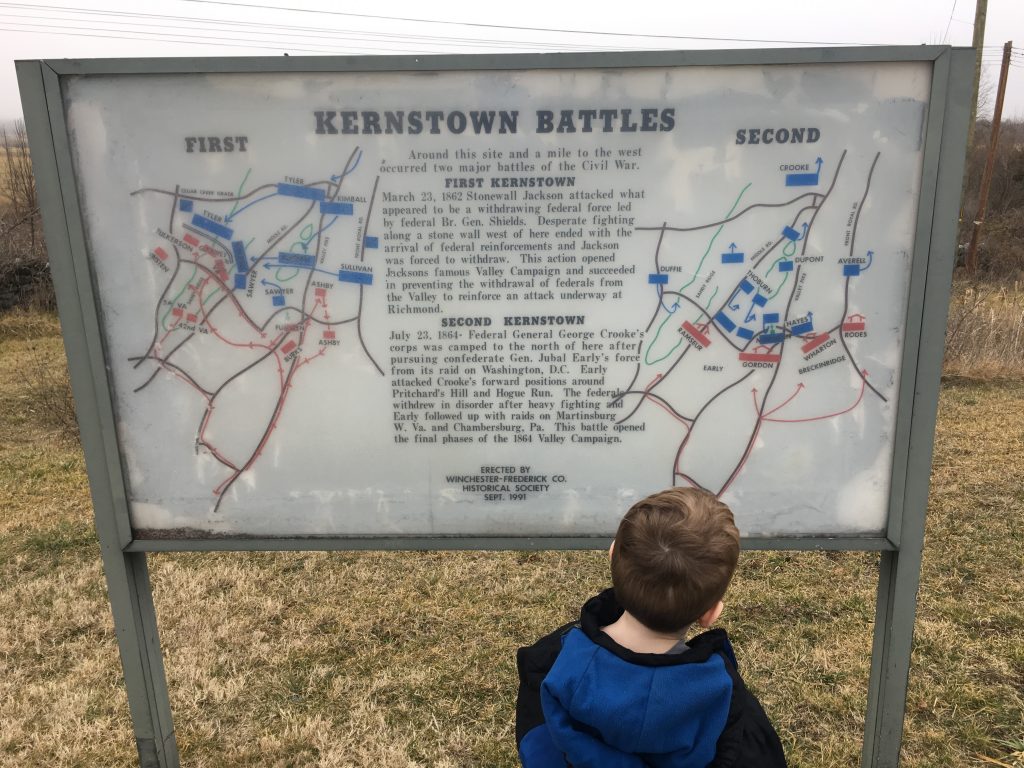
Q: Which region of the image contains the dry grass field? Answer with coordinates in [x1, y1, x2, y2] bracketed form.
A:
[1, 310, 1022, 768]
[945, 280, 1024, 379]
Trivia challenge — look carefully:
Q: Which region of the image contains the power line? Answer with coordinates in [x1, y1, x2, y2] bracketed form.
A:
[0, 23, 364, 54]
[0, 12, 625, 53]
[943, 0, 957, 43]
[177, 0, 875, 46]
[0, 2, 626, 51]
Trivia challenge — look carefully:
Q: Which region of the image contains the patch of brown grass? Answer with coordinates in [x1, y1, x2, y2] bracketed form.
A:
[1, 312, 1022, 767]
[0, 310, 76, 444]
[945, 279, 1024, 379]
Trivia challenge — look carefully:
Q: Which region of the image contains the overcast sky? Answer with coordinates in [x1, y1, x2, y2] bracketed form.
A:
[2, 0, 1023, 124]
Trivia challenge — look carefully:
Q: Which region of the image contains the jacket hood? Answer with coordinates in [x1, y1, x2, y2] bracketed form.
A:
[540, 589, 734, 767]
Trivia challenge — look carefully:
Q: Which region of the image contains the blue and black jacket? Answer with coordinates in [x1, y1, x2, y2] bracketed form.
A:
[516, 589, 788, 767]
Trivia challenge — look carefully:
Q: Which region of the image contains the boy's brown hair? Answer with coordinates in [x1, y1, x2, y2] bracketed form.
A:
[610, 487, 740, 633]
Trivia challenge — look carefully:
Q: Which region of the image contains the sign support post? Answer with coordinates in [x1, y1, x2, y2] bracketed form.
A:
[861, 45, 972, 767]
[103, 552, 180, 768]
[16, 60, 180, 768]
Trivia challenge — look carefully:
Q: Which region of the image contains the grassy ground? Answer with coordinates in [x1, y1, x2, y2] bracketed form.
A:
[1, 310, 1022, 767]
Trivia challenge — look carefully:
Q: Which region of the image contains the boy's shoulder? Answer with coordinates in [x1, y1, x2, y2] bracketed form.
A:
[515, 618, 579, 747]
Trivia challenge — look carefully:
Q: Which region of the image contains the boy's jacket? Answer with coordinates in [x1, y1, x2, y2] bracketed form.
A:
[516, 590, 788, 767]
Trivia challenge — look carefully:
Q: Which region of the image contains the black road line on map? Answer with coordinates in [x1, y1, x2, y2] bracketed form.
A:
[134, 185, 185, 369]
[750, 234, 787, 270]
[131, 333, 195, 393]
[675, 472, 710, 492]
[135, 254, 183, 370]
[213, 153, 362, 513]
[355, 174, 384, 376]
[800, 150, 847, 257]
[179, 200, 318, 333]
[251, 202, 317, 273]
[839, 278, 887, 402]
[173, 259, 264, 330]
[704, 201, 818, 345]
[614, 224, 669, 402]
[129, 348, 210, 396]
[635, 192, 820, 233]
[182, 224, 234, 260]
[615, 346, 690, 423]
[835, 152, 886, 403]
[673, 369, 755, 487]
[611, 391, 693, 422]
[618, 344, 693, 423]
[715, 265, 803, 497]
[661, 290, 747, 352]
[210, 332, 292, 401]
[258, 305, 360, 330]
[193, 332, 294, 462]
[132, 182, 282, 201]
[621, 189, 828, 415]
[651, 221, 668, 306]
[142, 166, 364, 398]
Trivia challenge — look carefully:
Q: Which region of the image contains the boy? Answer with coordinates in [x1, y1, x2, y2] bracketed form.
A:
[515, 487, 787, 767]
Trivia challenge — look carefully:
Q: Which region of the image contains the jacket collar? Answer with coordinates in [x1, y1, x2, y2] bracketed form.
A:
[579, 588, 730, 667]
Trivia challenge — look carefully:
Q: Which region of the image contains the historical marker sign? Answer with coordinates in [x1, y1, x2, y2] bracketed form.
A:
[19, 50, 973, 768]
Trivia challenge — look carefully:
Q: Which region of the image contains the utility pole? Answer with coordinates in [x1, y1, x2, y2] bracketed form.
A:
[965, 40, 1012, 274]
[956, 0, 987, 265]
[966, 0, 988, 151]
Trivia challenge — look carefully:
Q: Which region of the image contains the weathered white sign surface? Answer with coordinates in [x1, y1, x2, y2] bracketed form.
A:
[63, 61, 930, 537]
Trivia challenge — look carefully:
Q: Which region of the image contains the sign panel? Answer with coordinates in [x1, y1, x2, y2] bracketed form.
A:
[61, 60, 932, 539]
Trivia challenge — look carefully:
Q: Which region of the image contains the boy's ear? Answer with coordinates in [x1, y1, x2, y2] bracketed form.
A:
[608, 539, 615, 561]
[698, 600, 724, 629]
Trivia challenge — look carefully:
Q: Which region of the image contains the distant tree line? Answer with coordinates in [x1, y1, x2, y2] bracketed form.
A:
[960, 118, 1024, 277]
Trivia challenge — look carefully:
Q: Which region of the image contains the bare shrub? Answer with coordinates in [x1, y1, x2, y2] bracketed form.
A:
[21, 344, 78, 441]
[1, 119, 52, 310]
[944, 279, 1024, 378]
[0, 309, 79, 441]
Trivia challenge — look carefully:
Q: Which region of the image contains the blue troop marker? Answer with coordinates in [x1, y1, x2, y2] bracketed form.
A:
[715, 311, 736, 333]
[231, 241, 249, 274]
[339, 270, 373, 285]
[791, 319, 814, 335]
[277, 182, 326, 201]
[320, 201, 354, 215]
[278, 251, 316, 268]
[191, 214, 233, 240]
[648, 273, 669, 284]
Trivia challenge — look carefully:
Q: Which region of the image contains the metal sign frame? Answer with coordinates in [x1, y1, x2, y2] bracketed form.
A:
[17, 46, 972, 768]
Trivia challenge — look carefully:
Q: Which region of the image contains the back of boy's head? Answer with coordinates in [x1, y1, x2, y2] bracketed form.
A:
[611, 487, 740, 634]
